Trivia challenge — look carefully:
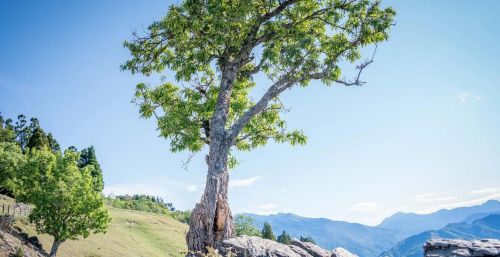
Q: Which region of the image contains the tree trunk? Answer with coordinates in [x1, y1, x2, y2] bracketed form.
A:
[50, 239, 62, 257]
[186, 143, 235, 254]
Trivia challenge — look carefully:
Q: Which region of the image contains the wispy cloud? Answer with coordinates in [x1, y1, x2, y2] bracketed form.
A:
[229, 176, 262, 188]
[413, 193, 455, 203]
[418, 191, 500, 214]
[456, 92, 484, 104]
[187, 185, 198, 192]
[469, 187, 500, 195]
[349, 202, 378, 212]
[259, 203, 277, 211]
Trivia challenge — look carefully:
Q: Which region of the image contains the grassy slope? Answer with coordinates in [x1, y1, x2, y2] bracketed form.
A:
[1, 196, 188, 257]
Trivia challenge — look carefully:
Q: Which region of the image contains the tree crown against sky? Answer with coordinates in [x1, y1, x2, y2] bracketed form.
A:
[122, 0, 396, 164]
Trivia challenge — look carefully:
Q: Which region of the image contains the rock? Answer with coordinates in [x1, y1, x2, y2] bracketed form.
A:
[291, 239, 331, 257]
[331, 247, 359, 257]
[221, 235, 304, 257]
[424, 238, 500, 257]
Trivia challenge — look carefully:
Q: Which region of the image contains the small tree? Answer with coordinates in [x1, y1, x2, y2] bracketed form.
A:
[261, 222, 276, 241]
[234, 215, 261, 237]
[15, 149, 110, 257]
[123, 0, 395, 252]
[300, 236, 316, 244]
[78, 146, 104, 192]
[277, 231, 291, 245]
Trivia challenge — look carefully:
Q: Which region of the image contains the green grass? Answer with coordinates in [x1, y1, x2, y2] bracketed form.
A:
[1, 195, 188, 257]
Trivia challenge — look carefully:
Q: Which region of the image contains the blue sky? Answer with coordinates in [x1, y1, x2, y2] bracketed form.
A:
[1, 0, 499, 226]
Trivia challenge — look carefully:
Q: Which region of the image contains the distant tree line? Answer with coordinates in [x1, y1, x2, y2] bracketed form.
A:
[105, 194, 192, 224]
[234, 215, 316, 245]
[0, 112, 110, 257]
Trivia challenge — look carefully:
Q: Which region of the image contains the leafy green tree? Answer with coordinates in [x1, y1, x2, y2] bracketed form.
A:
[47, 133, 61, 153]
[26, 127, 49, 150]
[234, 215, 261, 237]
[15, 149, 110, 257]
[0, 142, 25, 195]
[261, 222, 276, 241]
[123, 0, 395, 251]
[277, 230, 292, 245]
[300, 236, 316, 244]
[0, 113, 16, 143]
[78, 146, 104, 191]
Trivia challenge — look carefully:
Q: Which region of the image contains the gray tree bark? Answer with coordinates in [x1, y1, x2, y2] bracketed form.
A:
[50, 239, 61, 257]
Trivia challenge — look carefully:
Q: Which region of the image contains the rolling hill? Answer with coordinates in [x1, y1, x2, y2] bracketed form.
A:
[1, 195, 188, 257]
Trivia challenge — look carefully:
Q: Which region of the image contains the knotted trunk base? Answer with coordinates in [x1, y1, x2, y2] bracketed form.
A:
[186, 192, 235, 254]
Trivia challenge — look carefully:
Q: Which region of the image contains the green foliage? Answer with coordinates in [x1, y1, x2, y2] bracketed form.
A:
[234, 215, 261, 237]
[171, 209, 192, 224]
[14, 246, 24, 257]
[122, 0, 395, 161]
[78, 146, 104, 192]
[300, 236, 316, 244]
[277, 230, 291, 245]
[0, 113, 61, 153]
[261, 222, 276, 241]
[0, 113, 16, 143]
[26, 127, 49, 150]
[105, 195, 171, 215]
[0, 142, 25, 193]
[14, 149, 111, 250]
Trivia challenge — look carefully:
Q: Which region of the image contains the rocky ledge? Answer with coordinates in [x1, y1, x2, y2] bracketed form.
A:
[220, 235, 358, 257]
[424, 239, 500, 257]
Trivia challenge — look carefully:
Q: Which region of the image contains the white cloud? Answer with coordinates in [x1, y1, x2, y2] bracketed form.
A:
[279, 189, 288, 193]
[469, 187, 500, 195]
[187, 185, 198, 192]
[456, 92, 484, 104]
[418, 192, 500, 214]
[259, 203, 277, 211]
[413, 193, 456, 203]
[229, 176, 262, 188]
[349, 202, 378, 212]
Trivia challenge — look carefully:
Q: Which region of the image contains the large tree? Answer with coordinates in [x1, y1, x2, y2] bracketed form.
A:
[15, 149, 110, 257]
[123, 0, 395, 252]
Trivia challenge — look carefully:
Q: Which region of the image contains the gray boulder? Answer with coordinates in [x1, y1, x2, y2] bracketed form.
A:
[221, 235, 305, 257]
[290, 239, 331, 257]
[221, 236, 343, 257]
[331, 247, 359, 257]
[424, 239, 500, 257]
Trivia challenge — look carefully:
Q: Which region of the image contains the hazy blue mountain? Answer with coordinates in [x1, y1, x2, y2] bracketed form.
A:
[377, 200, 500, 237]
[243, 213, 403, 257]
[379, 214, 500, 257]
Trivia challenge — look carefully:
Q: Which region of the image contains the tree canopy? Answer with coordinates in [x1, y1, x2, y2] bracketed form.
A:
[15, 149, 110, 257]
[277, 230, 292, 245]
[234, 215, 261, 237]
[261, 222, 276, 241]
[123, 0, 395, 163]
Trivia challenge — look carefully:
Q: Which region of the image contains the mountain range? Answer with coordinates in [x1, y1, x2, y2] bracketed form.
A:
[380, 214, 500, 257]
[243, 199, 500, 257]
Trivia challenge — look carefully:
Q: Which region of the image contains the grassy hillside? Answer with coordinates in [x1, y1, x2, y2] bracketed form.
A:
[1, 195, 188, 257]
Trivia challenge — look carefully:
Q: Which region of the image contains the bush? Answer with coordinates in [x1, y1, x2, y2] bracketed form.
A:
[234, 215, 261, 237]
[300, 236, 316, 244]
[13, 246, 24, 257]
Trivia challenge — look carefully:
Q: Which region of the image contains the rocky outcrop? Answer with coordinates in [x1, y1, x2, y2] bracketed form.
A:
[290, 239, 331, 257]
[424, 239, 500, 257]
[220, 236, 359, 257]
[220, 236, 306, 257]
[331, 247, 359, 257]
[0, 229, 46, 257]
